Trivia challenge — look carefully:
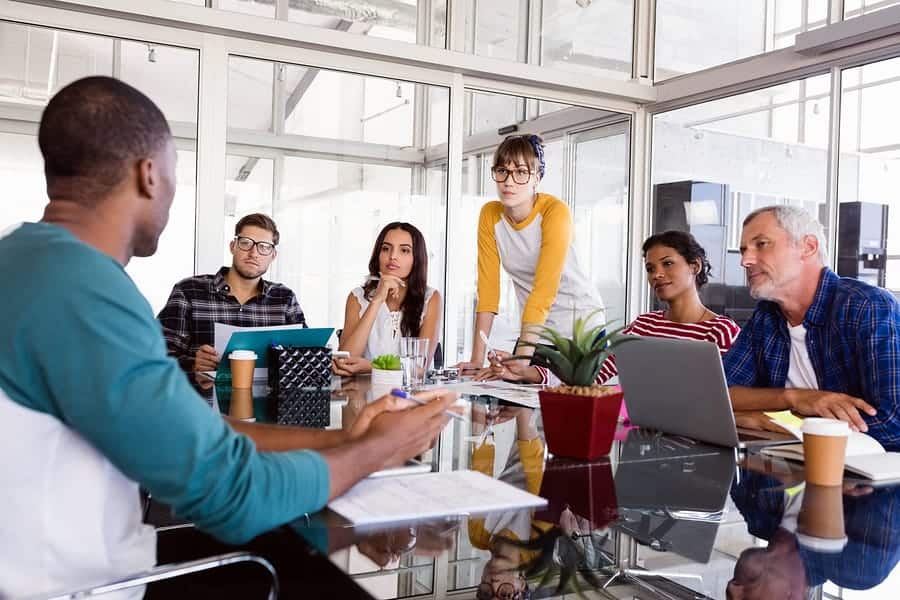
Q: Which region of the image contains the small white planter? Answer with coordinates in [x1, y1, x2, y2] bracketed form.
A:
[371, 368, 403, 388]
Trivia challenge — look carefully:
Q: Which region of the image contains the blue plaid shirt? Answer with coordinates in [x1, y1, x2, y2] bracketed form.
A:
[724, 268, 900, 450]
[731, 470, 900, 590]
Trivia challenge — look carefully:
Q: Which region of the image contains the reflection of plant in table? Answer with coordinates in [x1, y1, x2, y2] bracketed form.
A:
[497, 522, 613, 597]
[371, 354, 401, 370]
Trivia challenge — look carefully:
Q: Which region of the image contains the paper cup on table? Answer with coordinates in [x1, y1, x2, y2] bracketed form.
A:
[802, 418, 849, 486]
[229, 387, 255, 421]
[229, 350, 257, 389]
[797, 483, 847, 552]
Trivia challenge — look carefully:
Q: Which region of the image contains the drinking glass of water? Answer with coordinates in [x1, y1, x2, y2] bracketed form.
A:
[399, 337, 430, 390]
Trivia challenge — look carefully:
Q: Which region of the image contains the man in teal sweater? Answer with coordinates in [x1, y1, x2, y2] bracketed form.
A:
[0, 76, 455, 598]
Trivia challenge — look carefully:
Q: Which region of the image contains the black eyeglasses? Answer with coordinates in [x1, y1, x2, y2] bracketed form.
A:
[491, 166, 532, 185]
[234, 236, 276, 256]
[476, 582, 519, 600]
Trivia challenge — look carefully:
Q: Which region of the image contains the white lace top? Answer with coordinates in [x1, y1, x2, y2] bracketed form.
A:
[350, 286, 438, 359]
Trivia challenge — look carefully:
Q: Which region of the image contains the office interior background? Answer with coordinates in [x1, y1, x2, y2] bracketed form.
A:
[4, 0, 900, 359]
[4, 0, 900, 597]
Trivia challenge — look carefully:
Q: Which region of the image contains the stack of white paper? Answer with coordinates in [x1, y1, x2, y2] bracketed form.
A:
[329, 469, 547, 525]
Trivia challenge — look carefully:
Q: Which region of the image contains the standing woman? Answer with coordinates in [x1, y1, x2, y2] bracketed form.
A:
[333, 222, 441, 376]
[458, 134, 605, 373]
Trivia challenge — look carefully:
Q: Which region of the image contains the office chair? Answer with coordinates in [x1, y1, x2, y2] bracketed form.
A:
[27, 552, 279, 600]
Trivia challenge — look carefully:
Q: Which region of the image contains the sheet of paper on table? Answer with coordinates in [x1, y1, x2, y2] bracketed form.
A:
[419, 380, 541, 409]
[328, 469, 547, 526]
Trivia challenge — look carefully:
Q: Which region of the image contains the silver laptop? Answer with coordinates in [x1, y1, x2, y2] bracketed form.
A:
[614, 336, 796, 449]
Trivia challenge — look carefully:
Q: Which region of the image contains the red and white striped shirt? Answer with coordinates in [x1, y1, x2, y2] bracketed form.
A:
[537, 310, 740, 385]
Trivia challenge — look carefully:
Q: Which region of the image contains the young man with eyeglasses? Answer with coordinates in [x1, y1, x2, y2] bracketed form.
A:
[158, 213, 306, 374]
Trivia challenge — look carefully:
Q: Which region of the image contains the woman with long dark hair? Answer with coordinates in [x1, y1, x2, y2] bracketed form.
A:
[333, 222, 441, 376]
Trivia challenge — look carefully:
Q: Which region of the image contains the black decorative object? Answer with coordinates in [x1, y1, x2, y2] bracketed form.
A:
[267, 345, 333, 428]
[272, 388, 331, 428]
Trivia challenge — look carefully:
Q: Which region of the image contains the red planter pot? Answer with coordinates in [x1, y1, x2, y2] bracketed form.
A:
[536, 457, 619, 529]
[539, 388, 624, 460]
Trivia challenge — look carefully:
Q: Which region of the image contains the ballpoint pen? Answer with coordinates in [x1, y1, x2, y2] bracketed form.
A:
[390, 388, 467, 421]
[479, 330, 498, 365]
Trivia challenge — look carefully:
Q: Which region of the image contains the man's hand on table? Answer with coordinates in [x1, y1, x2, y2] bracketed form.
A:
[193, 344, 219, 372]
[786, 389, 876, 433]
[734, 411, 794, 435]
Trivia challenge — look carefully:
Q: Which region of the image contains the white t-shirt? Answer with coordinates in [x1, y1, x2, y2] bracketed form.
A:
[786, 323, 819, 390]
[351, 286, 437, 359]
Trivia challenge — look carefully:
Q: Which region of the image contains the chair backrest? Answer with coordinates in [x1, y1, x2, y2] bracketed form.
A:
[31, 552, 279, 600]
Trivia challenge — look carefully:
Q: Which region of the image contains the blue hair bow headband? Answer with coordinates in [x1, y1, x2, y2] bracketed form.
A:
[527, 134, 545, 178]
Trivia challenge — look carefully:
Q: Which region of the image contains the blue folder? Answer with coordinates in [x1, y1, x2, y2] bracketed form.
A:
[217, 326, 334, 376]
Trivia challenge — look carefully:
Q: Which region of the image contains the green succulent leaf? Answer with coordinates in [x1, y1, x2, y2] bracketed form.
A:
[514, 313, 633, 386]
[371, 354, 401, 370]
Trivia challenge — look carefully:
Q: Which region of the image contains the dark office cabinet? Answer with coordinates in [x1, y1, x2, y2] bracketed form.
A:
[837, 202, 888, 288]
[653, 181, 728, 284]
[651, 181, 758, 323]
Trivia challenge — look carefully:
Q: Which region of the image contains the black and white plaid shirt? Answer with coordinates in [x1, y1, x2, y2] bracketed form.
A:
[157, 266, 306, 373]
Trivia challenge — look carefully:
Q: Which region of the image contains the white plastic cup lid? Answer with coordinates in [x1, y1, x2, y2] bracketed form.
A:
[229, 350, 257, 361]
[802, 418, 850, 437]
[796, 532, 848, 553]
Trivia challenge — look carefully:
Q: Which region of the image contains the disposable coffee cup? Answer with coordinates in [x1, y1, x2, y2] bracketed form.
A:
[802, 418, 849, 486]
[229, 387, 255, 421]
[229, 350, 258, 389]
[797, 483, 847, 552]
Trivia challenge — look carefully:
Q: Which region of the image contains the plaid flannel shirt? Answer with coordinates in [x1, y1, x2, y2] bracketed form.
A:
[731, 470, 900, 590]
[157, 266, 306, 373]
[724, 268, 900, 450]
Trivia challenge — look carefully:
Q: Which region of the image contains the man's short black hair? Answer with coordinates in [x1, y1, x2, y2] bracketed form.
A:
[38, 75, 171, 204]
[235, 213, 280, 246]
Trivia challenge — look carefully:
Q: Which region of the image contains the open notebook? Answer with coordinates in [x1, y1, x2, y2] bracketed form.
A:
[760, 422, 900, 481]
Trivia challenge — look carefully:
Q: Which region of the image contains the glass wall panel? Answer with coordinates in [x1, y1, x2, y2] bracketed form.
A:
[468, 0, 527, 62]
[223, 154, 274, 266]
[651, 75, 830, 325]
[278, 63, 424, 147]
[655, 0, 827, 81]
[845, 0, 900, 18]
[0, 23, 198, 314]
[466, 89, 523, 136]
[572, 126, 630, 324]
[215, 0, 276, 19]
[172, 0, 448, 48]
[539, 0, 633, 80]
[453, 90, 629, 364]
[288, 0, 447, 48]
[227, 56, 274, 132]
[225, 55, 450, 352]
[465, 0, 633, 80]
[839, 55, 900, 291]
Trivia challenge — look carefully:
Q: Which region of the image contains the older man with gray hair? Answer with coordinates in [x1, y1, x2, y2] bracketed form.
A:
[724, 205, 900, 450]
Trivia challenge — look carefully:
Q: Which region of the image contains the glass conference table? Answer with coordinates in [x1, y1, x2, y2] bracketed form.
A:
[197, 375, 900, 600]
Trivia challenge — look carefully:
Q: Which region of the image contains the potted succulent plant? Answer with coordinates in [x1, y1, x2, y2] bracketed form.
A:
[370, 354, 403, 389]
[518, 313, 629, 460]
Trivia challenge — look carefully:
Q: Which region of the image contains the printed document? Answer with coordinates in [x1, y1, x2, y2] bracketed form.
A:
[419, 380, 541, 409]
[329, 469, 546, 525]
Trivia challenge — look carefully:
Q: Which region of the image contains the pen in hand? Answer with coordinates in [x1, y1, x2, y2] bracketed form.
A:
[479, 330, 499, 366]
[390, 389, 466, 421]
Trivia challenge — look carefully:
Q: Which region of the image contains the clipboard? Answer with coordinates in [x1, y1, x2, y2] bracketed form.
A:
[215, 323, 334, 378]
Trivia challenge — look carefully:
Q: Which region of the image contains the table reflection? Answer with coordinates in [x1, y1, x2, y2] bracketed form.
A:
[199, 375, 900, 599]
